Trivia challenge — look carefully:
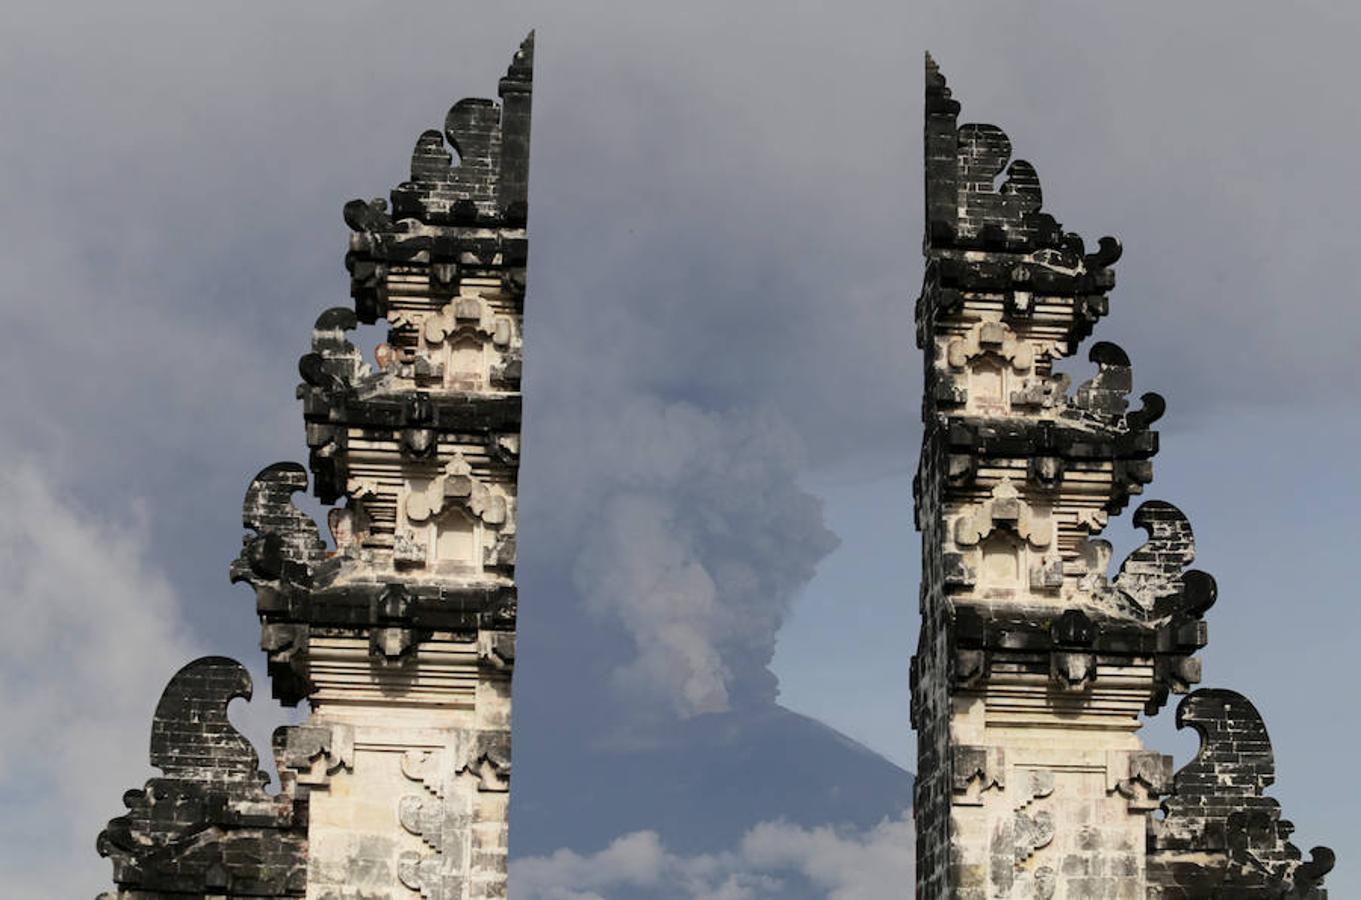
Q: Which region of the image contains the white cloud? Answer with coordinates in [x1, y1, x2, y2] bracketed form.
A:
[738, 818, 917, 900]
[509, 815, 914, 900]
[0, 459, 293, 896]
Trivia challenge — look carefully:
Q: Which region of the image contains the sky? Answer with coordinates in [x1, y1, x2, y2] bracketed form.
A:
[0, 1, 1357, 896]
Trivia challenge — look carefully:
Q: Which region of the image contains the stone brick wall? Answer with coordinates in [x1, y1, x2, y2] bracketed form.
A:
[99, 34, 534, 900]
[910, 423, 954, 899]
[97, 657, 308, 896]
[911, 53, 1334, 899]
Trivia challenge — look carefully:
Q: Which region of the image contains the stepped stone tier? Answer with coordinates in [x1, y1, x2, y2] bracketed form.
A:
[97, 34, 534, 899]
[910, 54, 1335, 898]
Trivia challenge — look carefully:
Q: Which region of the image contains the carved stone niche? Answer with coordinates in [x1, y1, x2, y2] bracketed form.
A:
[401, 452, 513, 573]
[952, 480, 1061, 596]
[392, 291, 518, 393]
[944, 318, 1047, 415]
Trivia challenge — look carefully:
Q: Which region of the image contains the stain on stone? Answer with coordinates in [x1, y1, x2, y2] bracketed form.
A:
[97, 658, 307, 896]
[913, 52, 1334, 898]
[98, 33, 534, 899]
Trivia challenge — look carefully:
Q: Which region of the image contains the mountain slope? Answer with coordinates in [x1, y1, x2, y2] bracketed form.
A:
[510, 701, 913, 858]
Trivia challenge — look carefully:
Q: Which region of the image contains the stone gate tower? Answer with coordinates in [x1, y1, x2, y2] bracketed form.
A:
[97, 34, 533, 899]
[911, 55, 1335, 898]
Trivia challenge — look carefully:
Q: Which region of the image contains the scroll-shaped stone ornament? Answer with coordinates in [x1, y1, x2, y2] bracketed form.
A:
[399, 794, 447, 851]
[1112, 501, 1194, 608]
[1013, 769, 1055, 813]
[1148, 689, 1334, 897]
[342, 196, 395, 234]
[1013, 809, 1056, 865]
[946, 318, 1036, 372]
[954, 123, 1048, 247]
[1113, 500, 1218, 621]
[97, 658, 306, 896]
[1067, 341, 1165, 431]
[229, 462, 327, 705]
[1070, 501, 1216, 636]
[231, 463, 327, 593]
[987, 799, 1056, 896]
[397, 731, 513, 899]
[390, 33, 532, 224]
[298, 307, 372, 395]
[1125, 390, 1166, 432]
[1072, 341, 1133, 416]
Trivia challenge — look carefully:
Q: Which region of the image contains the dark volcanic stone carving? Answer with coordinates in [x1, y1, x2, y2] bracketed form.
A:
[1113, 501, 1200, 613]
[1148, 689, 1335, 898]
[97, 657, 306, 897]
[229, 462, 326, 706]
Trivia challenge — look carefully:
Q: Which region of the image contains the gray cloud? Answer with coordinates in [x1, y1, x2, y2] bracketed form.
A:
[0, 456, 302, 895]
[2, 0, 1358, 892]
[5, 2, 1359, 490]
[564, 397, 837, 715]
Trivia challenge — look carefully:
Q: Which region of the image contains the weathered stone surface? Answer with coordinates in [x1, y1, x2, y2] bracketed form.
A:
[1147, 690, 1334, 898]
[912, 53, 1333, 898]
[97, 658, 308, 897]
[100, 33, 533, 900]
